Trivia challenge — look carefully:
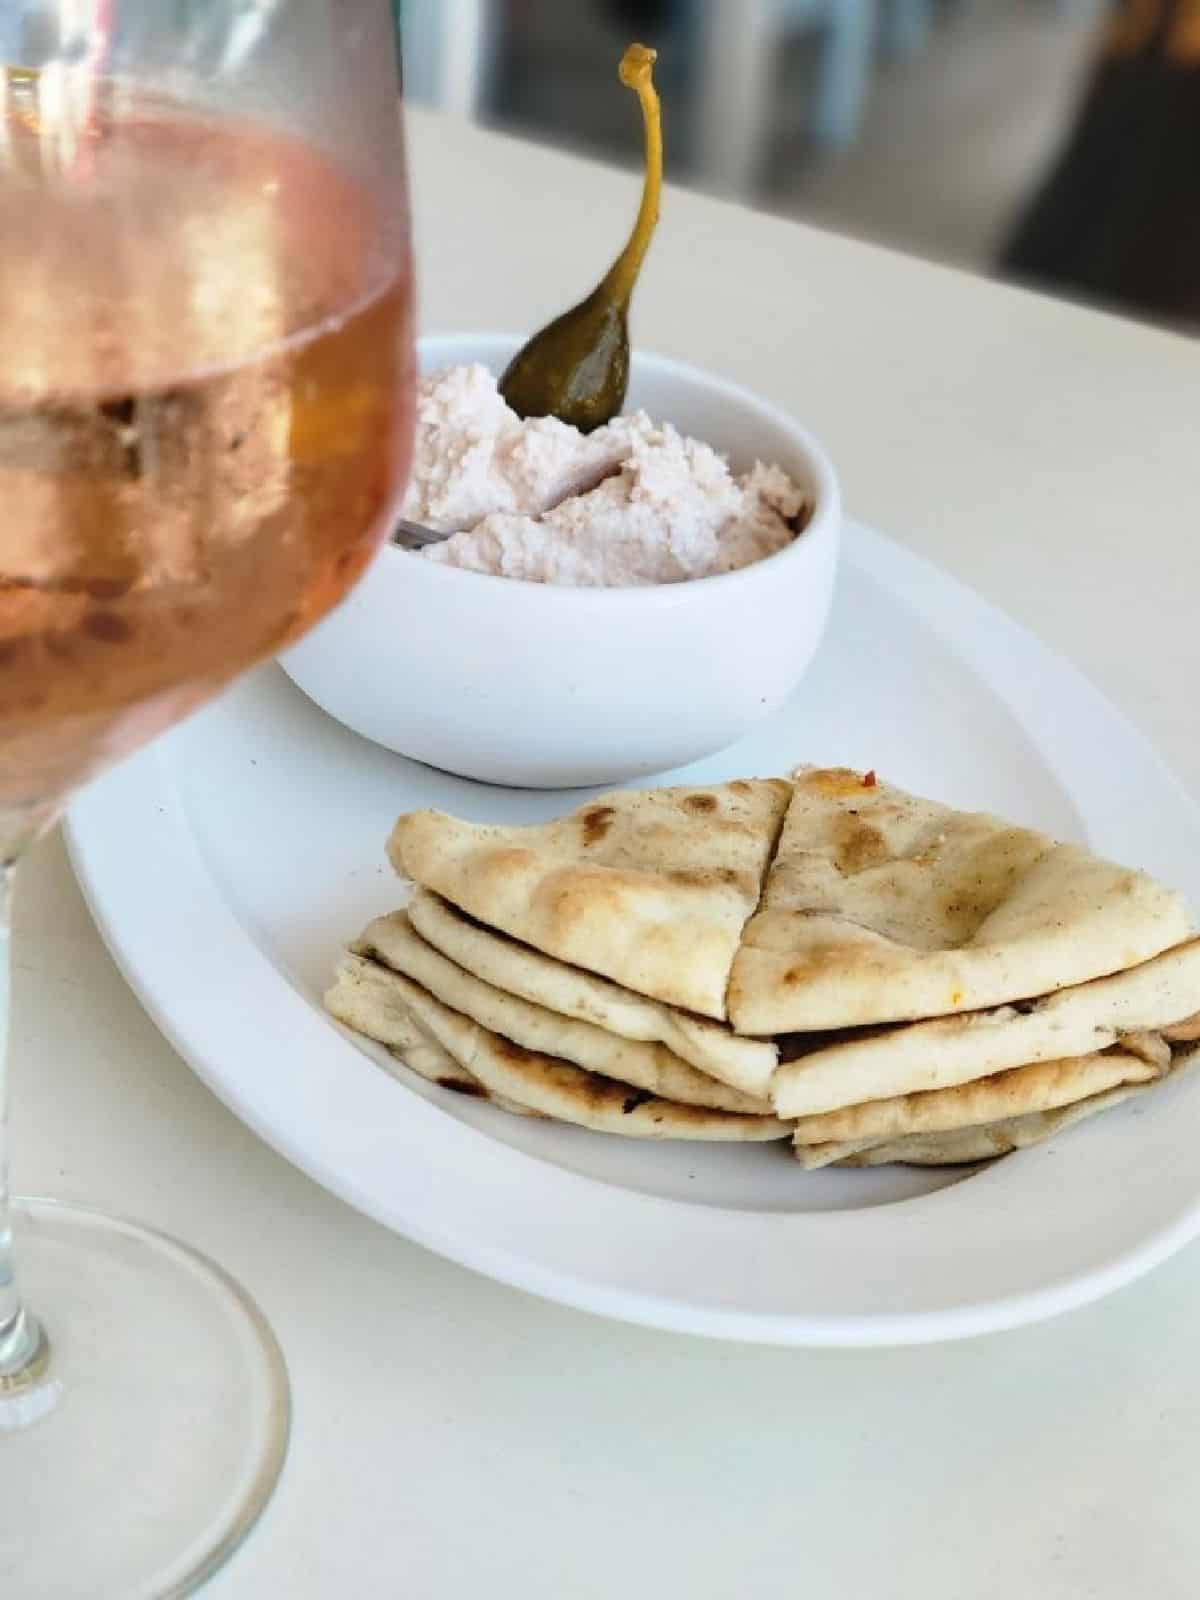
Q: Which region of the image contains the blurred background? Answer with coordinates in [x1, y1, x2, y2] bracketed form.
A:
[397, 0, 1200, 332]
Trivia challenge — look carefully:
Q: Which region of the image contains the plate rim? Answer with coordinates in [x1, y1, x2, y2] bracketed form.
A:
[65, 520, 1200, 1347]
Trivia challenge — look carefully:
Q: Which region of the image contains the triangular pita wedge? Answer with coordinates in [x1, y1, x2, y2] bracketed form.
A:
[381, 1004, 548, 1118]
[797, 1088, 1146, 1168]
[798, 1042, 1200, 1168]
[729, 766, 1193, 1035]
[389, 779, 792, 1021]
[354, 911, 771, 1114]
[380, 970, 790, 1142]
[408, 889, 779, 1097]
[773, 937, 1200, 1117]
[324, 954, 542, 1116]
[790, 1046, 1161, 1146]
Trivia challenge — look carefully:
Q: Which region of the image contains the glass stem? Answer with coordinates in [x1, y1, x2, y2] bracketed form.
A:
[0, 851, 49, 1391]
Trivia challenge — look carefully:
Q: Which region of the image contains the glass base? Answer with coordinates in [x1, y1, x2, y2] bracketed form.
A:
[0, 1198, 290, 1599]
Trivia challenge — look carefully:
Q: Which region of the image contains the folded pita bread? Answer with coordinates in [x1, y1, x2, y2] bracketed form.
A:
[730, 767, 1193, 1035]
[325, 953, 541, 1116]
[799, 1042, 1200, 1168]
[790, 1046, 1161, 1147]
[1164, 1010, 1200, 1042]
[1118, 1031, 1173, 1069]
[389, 779, 792, 1021]
[408, 889, 779, 1097]
[797, 1088, 1147, 1168]
[354, 911, 771, 1114]
[773, 937, 1200, 1117]
[357, 967, 789, 1142]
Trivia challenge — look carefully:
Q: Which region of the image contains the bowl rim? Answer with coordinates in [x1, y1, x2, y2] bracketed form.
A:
[381, 331, 842, 604]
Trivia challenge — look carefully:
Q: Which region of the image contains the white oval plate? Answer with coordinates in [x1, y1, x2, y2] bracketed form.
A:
[66, 523, 1200, 1346]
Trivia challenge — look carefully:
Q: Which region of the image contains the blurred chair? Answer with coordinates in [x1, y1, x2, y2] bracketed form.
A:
[396, 0, 894, 200]
[690, 0, 879, 195]
[397, 0, 496, 119]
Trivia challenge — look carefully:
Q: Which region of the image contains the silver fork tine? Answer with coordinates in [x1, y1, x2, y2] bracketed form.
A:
[391, 517, 449, 551]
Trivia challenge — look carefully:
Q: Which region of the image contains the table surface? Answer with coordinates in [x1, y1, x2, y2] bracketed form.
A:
[14, 109, 1200, 1599]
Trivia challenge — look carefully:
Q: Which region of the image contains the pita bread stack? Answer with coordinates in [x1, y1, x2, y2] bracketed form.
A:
[325, 766, 1200, 1169]
[326, 780, 795, 1142]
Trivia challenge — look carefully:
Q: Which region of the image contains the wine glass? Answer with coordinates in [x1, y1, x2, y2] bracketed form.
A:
[0, 2, 415, 1592]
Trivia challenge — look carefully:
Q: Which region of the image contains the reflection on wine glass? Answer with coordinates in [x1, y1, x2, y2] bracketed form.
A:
[0, 2, 415, 1592]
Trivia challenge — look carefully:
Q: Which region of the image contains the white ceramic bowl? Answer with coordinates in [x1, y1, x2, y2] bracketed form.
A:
[281, 333, 841, 788]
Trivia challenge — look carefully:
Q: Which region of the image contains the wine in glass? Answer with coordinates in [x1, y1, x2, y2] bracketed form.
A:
[0, 2, 415, 1592]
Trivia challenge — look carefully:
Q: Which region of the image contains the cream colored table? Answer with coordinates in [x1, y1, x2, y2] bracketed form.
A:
[13, 111, 1200, 1598]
